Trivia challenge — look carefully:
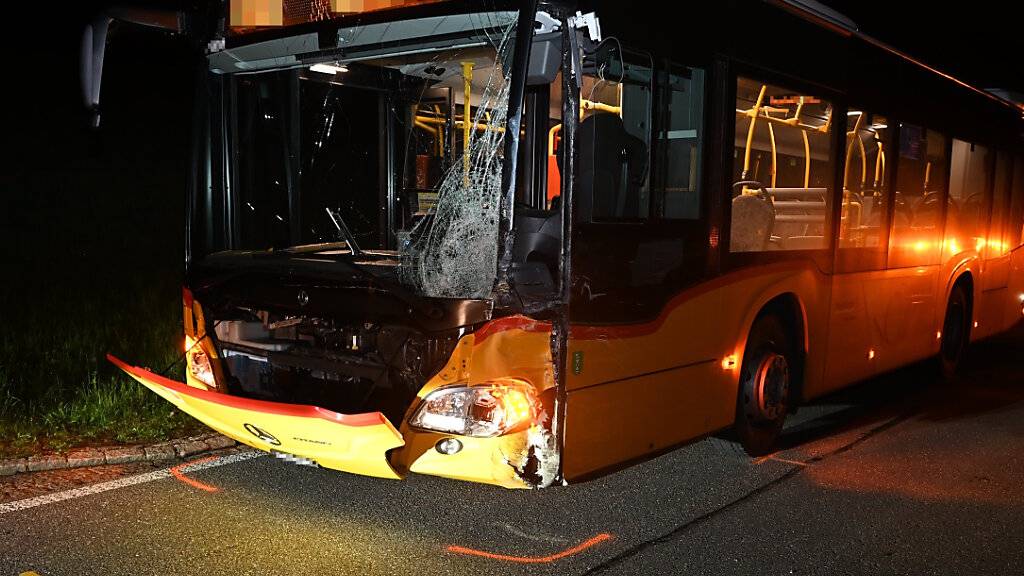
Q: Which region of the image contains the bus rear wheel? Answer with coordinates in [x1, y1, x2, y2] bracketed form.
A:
[939, 282, 971, 381]
[734, 314, 794, 456]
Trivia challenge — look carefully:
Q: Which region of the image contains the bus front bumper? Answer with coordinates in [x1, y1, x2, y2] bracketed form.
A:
[107, 354, 536, 488]
[108, 354, 405, 479]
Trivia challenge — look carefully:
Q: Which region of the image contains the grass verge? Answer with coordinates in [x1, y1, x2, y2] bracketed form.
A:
[0, 371, 207, 459]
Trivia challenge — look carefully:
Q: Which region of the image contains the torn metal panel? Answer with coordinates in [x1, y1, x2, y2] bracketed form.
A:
[549, 21, 582, 487]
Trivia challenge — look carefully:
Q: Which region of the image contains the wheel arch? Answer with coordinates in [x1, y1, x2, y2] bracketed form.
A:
[943, 258, 978, 325]
[945, 268, 976, 330]
[752, 293, 808, 403]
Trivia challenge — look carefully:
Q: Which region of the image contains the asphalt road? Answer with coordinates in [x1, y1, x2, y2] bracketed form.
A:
[2, 325, 1023, 576]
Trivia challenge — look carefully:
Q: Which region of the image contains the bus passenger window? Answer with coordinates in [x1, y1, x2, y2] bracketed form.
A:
[947, 139, 994, 254]
[658, 66, 704, 219]
[840, 111, 891, 250]
[888, 124, 948, 268]
[1009, 157, 1024, 249]
[988, 152, 1013, 258]
[730, 78, 833, 252]
[578, 43, 653, 220]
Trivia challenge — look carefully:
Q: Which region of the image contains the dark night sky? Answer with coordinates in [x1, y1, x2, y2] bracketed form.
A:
[821, 0, 1023, 95]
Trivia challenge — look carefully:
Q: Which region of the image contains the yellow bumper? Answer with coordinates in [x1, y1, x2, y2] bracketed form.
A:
[108, 354, 405, 479]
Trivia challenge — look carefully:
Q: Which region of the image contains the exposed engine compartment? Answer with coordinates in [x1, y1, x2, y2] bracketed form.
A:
[210, 309, 461, 424]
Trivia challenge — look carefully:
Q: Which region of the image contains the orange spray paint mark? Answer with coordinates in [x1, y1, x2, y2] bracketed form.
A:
[170, 456, 220, 493]
[447, 533, 613, 564]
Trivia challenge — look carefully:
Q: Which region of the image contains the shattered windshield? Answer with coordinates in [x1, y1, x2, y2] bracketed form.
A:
[228, 11, 519, 299]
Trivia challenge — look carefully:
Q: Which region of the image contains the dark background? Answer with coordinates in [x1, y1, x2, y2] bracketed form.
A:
[0, 1, 1020, 431]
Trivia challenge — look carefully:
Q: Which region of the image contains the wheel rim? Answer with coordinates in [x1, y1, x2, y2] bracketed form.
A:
[753, 352, 789, 421]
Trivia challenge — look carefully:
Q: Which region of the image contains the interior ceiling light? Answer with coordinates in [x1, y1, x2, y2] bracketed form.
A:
[310, 63, 349, 74]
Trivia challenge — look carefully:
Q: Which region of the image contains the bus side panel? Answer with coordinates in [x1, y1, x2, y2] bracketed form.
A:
[1007, 246, 1024, 327]
[977, 253, 1013, 338]
[975, 286, 1010, 339]
[861, 265, 943, 374]
[563, 362, 726, 479]
[823, 269, 892, 391]
[562, 263, 830, 480]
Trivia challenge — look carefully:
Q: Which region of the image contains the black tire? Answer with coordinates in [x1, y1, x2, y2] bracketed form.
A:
[939, 282, 971, 381]
[734, 314, 795, 456]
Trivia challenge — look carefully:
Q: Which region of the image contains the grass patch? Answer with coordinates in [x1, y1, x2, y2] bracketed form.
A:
[0, 267, 209, 458]
[0, 372, 206, 459]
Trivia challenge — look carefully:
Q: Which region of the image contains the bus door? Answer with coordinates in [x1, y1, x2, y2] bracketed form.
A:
[881, 124, 948, 368]
[560, 42, 724, 479]
[825, 110, 895, 389]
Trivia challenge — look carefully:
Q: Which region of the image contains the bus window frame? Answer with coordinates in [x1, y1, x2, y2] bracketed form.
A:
[566, 52, 715, 325]
[577, 44, 656, 224]
[886, 123, 952, 270]
[834, 107, 897, 274]
[986, 150, 1015, 259]
[574, 55, 712, 236]
[722, 62, 844, 275]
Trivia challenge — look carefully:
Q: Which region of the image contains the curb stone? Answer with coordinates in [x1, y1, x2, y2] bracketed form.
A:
[0, 433, 238, 476]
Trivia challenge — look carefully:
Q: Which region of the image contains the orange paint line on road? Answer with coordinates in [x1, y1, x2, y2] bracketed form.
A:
[170, 456, 220, 492]
[447, 533, 613, 564]
[753, 453, 809, 467]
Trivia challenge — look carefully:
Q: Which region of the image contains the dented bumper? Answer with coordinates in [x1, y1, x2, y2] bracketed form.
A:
[109, 349, 546, 488]
[108, 354, 406, 479]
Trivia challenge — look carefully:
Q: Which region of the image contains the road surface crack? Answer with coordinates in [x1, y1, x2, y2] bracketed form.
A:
[582, 412, 911, 574]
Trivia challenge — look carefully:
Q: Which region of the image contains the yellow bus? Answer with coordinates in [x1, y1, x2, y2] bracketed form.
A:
[101, 0, 1024, 488]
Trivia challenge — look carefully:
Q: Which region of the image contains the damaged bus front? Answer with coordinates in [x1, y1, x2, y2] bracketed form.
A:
[111, 0, 581, 489]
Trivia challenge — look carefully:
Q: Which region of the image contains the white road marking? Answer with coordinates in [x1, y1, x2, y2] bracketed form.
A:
[0, 451, 264, 515]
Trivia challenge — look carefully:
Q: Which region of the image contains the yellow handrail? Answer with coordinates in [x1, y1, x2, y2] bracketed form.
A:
[461, 61, 473, 185]
[843, 111, 864, 190]
[857, 129, 867, 187]
[548, 124, 562, 156]
[802, 130, 811, 188]
[581, 99, 622, 116]
[794, 96, 810, 188]
[874, 142, 885, 189]
[741, 85, 767, 181]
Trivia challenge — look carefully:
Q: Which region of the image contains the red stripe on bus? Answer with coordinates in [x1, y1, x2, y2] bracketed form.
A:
[473, 315, 551, 343]
[571, 260, 814, 340]
[106, 354, 387, 427]
[473, 261, 812, 344]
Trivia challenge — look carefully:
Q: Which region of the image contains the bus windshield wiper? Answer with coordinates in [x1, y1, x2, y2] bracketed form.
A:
[325, 207, 363, 257]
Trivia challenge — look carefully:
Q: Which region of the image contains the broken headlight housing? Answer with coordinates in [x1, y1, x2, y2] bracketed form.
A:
[184, 334, 215, 388]
[409, 382, 536, 437]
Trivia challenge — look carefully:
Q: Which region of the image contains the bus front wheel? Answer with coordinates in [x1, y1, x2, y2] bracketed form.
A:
[734, 314, 794, 456]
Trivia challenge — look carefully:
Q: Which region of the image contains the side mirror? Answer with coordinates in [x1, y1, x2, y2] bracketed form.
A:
[81, 16, 112, 128]
[80, 8, 183, 128]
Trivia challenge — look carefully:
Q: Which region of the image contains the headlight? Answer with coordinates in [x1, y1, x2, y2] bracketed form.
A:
[184, 334, 215, 388]
[409, 382, 537, 437]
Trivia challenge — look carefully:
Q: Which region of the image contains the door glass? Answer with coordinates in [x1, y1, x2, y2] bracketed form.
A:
[888, 124, 947, 267]
[840, 111, 891, 250]
[578, 43, 653, 220]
